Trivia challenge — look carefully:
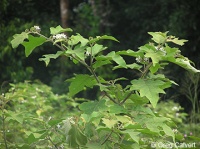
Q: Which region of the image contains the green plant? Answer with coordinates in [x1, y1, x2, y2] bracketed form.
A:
[0, 81, 84, 148]
[8, 25, 200, 148]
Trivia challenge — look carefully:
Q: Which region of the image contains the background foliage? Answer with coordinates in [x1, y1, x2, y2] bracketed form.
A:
[0, 0, 200, 148]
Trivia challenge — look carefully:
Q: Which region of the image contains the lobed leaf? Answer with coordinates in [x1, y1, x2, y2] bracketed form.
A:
[130, 79, 166, 108]
[39, 51, 64, 66]
[66, 74, 97, 97]
[50, 25, 73, 35]
[88, 35, 119, 44]
[11, 32, 29, 48]
[22, 35, 46, 57]
[148, 32, 168, 44]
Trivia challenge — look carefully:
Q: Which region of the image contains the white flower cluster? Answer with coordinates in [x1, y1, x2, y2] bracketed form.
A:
[33, 25, 41, 32]
[155, 46, 166, 56]
[53, 33, 67, 40]
[172, 106, 180, 111]
[136, 56, 149, 63]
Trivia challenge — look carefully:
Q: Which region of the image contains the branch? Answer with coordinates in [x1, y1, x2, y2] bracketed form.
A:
[101, 129, 113, 145]
[120, 91, 134, 105]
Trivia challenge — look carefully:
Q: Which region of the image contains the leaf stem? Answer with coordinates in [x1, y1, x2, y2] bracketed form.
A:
[120, 91, 134, 105]
[101, 129, 113, 145]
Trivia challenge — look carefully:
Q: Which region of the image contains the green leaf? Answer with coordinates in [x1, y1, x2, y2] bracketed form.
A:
[169, 57, 200, 73]
[67, 74, 97, 96]
[148, 32, 167, 44]
[130, 79, 166, 108]
[149, 63, 161, 73]
[107, 51, 127, 68]
[11, 32, 29, 48]
[117, 49, 143, 57]
[50, 25, 73, 35]
[109, 104, 128, 114]
[88, 35, 119, 44]
[39, 51, 64, 66]
[68, 125, 88, 147]
[162, 124, 175, 141]
[66, 44, 86, 61]
[122, 130, 140, 144]
[93, 59, 112, 69]
[6, 111, 24, 124]
[167, 37, 188, 46]
[86, 44, 107, 56]
[48, 119, 64, 127]
[79, 99, 107, 114]
[102, 118, 118, 129]
[68, 34, 89, 47]
[145, 49, 164, 66]
[22, 35, 46, 57]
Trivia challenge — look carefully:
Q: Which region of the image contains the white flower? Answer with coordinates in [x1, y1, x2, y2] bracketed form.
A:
[173, 129, 178, 133]
[34, 25, 40, 30]
[85, 51, 90, 56]
[136, 56, 142, 63]
[57, 124, 61, 129]
[53, 33, 67, 40]
[155, 46, 166, 56]
[172, 106, 179, 111]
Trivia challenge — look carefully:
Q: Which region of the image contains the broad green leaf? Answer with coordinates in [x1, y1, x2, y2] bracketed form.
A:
[11, 32, 29, 48]
[81, 112, 101, 123]
[148, 32, 168, 44]
[25, 131, 45, 144]
[145, 51, 163, 66]
[168, 57, 200, 73]
[102, 118, 118, 129]
[22, 35, 46, 57]
[117, 49, 143, 57]
[86, 43, 107, 56]
[130, 79, 166, 108]
[109, 104, 127, 114]
[39, 51, 64, 66]
[86, 143, 102, 149]
[66, 44, 86, 61]
[79, 99, 107, 114]
[6, 113, 24, 124]
[50, 25, 73, 35]
[68, 125, 88, 147]
[67, 74, 97, 96]
[162, 124, 175, 141]
[88, 35, 119, 44]
[167, 37, 188, 46]
[149, 63, 161, 73]
[93, 59, 112, 69]
[68, 34, 89, 47]
[48, 119, 64, 127]
[113, 63, 142, 70]
[122, 130, 140, 144]
[106, 51, 127, 68]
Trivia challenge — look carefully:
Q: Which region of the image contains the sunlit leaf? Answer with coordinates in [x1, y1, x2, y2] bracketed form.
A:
[79, 99, 107, 114]
[167, 37, 188, 46]
[130, 79, 166, 108]
[88, 35, 119, 44]
[148, 32, 168, 44]
[22, 35, 46, 57]
[11, 32, 29, 48]
[168, 57, 200, 73]
[102, 118, 118, 129]
[39, 51, 64, 66]
[68, 125, 87, 147]
[68, 34, 89, 47]
[67, 74, 97, 96]
[50, 25, 73, 35]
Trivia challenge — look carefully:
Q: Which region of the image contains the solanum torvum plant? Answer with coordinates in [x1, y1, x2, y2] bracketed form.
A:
[10, 25, 200, 148]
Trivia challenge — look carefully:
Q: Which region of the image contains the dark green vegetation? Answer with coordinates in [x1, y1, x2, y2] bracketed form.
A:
[1, 0, 200, 148]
